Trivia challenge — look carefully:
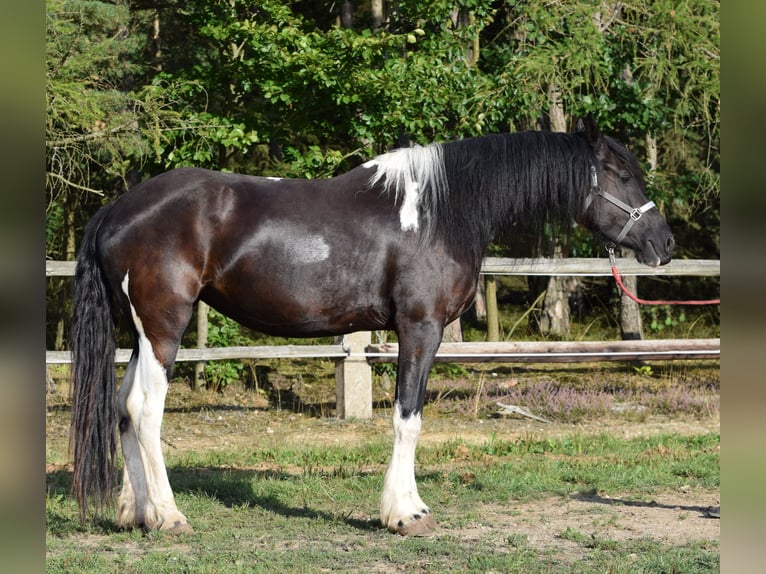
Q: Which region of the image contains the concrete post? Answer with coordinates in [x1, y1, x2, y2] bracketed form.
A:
[335, 331, 372, 419]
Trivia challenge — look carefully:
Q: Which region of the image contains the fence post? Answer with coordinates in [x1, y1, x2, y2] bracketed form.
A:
[485, 275, 500, 341]
[194, 301, 208, 391]
[617, 247, 644, 341]
[335, 331, 372, 420]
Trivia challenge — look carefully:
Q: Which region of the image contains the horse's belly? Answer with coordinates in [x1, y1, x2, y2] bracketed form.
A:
[225, 303, 390, 338]
[203, 277, 391, 338]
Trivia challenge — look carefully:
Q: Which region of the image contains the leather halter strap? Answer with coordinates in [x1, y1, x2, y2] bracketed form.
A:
[583, 164, 656, 244]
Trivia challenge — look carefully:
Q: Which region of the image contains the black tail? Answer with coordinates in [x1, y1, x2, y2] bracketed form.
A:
[69, 205, 117, 523]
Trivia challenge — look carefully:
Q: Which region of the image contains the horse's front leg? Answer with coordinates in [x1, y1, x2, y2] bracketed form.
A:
[381, 320, 442, 536]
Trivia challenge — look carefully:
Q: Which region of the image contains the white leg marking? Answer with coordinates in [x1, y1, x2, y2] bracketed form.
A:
[380, 404, 430, 532]
[117, 272, 190, 532]
[116, 354, 138, 527]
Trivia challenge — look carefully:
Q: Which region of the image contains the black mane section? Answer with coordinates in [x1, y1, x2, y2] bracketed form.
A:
[437, 131, 593, 259]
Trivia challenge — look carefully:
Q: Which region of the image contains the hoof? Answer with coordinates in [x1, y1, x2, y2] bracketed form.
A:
[159, 519, 194, 535]
[392, 513, 438, 537]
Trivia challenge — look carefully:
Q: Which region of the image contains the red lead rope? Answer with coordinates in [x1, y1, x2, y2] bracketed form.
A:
[608, 247, 720, 306]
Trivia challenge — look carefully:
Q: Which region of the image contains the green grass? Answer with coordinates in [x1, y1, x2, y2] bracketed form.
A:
[46, 432, 719, 573]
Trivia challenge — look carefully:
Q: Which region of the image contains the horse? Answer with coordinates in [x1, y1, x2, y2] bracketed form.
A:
[69, 114, 674, 536]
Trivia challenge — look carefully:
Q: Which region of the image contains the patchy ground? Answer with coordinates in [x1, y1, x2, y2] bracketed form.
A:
[46, 364, 720, 556]
[449, 489, 719, 558]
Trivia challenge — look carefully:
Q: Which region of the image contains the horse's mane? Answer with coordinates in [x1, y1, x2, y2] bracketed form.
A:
[365, 143, 448, 240]
[368, 130, 600, 260]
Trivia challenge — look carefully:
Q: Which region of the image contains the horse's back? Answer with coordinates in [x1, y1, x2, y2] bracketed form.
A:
[93, 165, 401, 330]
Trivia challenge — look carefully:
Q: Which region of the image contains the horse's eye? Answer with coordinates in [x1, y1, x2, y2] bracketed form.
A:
[619, 174, 632, 184]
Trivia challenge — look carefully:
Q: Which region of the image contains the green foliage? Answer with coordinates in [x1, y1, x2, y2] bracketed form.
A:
[46, 0, 719, 348]
[46, 0, 149, 192]
[203, 309, 253, 390]
[633, 364, 655, 377]
[646, 305, 687, 334]
[47, 0, 719, 207]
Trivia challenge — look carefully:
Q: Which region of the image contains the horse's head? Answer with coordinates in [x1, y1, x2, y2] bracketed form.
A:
[578, 114, 674, 267]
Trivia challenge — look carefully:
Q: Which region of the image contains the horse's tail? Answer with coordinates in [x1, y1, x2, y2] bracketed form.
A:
[69, 204, 118, 523]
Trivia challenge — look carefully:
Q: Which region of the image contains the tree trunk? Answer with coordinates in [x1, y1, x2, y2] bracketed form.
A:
[539, 271, 571, 336]
[152, 10, 162, 71]
[371, 0, 384, 29]
[473, 276, 487, 322]
[617, 130, 657, 341]
[442, 319, 463, 343]
[536, 86, 572, 337]
[646, 131, 658, 171]
[548, 84, 567, 133]
[54, 199, 77, 351]
[451, 10, 479, 66]
[618, 262, 644, 340]
[340, 1, 354, 29]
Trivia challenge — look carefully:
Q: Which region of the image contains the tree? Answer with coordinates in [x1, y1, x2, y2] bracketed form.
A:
[46, 0, 719, 351]
[46, 0, 150, 348]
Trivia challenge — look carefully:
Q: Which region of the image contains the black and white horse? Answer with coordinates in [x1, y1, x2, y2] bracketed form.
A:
[70, 115, 673, 535]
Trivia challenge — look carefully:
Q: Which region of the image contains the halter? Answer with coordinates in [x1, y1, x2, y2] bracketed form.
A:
[583, 164, 656, 244]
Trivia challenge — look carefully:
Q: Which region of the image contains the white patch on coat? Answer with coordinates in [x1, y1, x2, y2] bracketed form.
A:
[284, 233, 330, 264]
[400, 179, 420, 231]
[366, 144, 447, 235]
[222, 223, 330, 272]
[380, 403, 429, 530]
[266, 177, 283, 181]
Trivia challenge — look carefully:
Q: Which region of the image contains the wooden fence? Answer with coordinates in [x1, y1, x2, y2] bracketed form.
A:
[46, 257, 720, 418]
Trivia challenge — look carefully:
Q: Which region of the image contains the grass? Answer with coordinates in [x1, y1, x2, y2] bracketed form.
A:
[45, 273, 719, 572]
[46, 429, 719, 573]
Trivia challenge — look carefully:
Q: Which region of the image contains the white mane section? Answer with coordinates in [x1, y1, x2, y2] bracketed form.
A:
[365, 143, 447, 234]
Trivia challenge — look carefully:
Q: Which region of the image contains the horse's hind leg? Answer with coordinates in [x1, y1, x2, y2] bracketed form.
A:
[115, 353, 139, 526]
[116, 272, 194, 533]
[380, 319, 443, 536]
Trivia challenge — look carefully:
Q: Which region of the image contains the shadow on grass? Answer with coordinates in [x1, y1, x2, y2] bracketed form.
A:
[46, 466, 389, 534]
[169, 466, 393, 532]
[46, 469, 135, 535]
[571, 492, 719, 518]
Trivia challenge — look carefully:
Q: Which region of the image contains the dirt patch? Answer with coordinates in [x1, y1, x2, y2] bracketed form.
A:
[46, 372, 719, 554]
[151, 399, 719, 458]
[450, 489, 719, 553]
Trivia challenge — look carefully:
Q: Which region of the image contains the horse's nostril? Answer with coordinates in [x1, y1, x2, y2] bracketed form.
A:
[667, 235, 675, 254]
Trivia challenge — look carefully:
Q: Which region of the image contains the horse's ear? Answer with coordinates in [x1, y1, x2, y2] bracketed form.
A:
[581, 113, 607, 160]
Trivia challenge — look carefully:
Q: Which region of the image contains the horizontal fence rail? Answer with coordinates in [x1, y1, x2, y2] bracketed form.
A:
[45, 338, 721, 366]
[365, 339, 721, 363]
[46, 257, 721, 278]
[46, 257, 720, 418]
[479, 257, 720, 276]
[45, 345, 350, 365]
